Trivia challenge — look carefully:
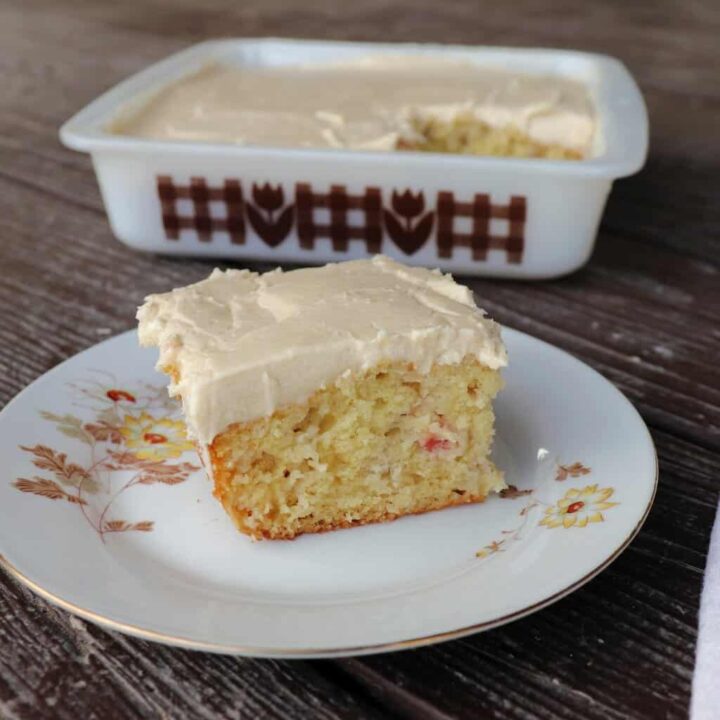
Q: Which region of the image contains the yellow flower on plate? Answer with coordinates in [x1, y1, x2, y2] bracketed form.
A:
[540, 484, 618, 529]
[120, 412, 194, 461]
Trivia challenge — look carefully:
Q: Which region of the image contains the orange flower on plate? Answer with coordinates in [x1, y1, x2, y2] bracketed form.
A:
[120, 412, 193, 461]
[540, 484, 618, 529]
[107, 389, 136, 403]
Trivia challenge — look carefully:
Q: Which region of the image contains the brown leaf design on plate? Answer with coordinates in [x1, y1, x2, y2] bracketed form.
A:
[137, 461, 198, 486]
[556, 462, 592, 481]
[476, 539, 506, 558]
[103, 451, 200, 485]
[103, 450, 198, 484]
[39, 411, 91, 444]
[102, 449, 147, 469]
[103, 519, 154, 533]
[19, 444, 94, 491]
[499, 484, 533, 499]
[103, 520, 130, 532]
[131, 521, 154, 532]
[13, 477, 87, 505]
[14, 477, 64, 500]
[84, 421, 122, 444]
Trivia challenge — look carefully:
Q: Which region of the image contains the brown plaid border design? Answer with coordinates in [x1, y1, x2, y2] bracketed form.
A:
[296, 183, 383, 253]
[157, 176, 526, 263]
[436, 192, 526, 263]
[158, 177, 245, 244]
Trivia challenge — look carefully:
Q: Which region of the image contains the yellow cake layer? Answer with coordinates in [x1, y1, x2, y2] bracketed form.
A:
[398, 114, 584, 160]
[208, 356, 505, 540]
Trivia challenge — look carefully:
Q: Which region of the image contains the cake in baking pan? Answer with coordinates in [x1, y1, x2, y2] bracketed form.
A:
[114, 56, 595, 160]
[137, 256, 507, 539]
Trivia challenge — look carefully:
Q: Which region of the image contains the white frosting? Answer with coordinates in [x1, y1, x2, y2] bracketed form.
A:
[113, 56, 595, 154]
[137, 256, 507, 444]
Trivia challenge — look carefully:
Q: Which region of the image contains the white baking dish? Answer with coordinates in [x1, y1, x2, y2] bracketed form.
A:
[60, 39, 648, 278]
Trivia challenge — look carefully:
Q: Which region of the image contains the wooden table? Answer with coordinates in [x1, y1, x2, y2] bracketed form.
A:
[1, 1, 718, 717]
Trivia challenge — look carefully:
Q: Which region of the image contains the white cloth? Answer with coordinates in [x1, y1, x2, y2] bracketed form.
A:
[692, 505, 720, 720]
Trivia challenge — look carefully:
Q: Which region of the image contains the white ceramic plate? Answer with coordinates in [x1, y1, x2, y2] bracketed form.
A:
[0, 328, 656, 657]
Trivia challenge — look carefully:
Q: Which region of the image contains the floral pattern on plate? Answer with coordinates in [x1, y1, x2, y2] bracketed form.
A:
[12, 372, 199, 541]
[540, 484, 618, 529]
[477, 462, 619, 557]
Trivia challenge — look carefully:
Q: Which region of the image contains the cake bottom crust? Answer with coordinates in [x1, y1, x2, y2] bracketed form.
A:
[202, 356, 504, 540]
[244, 491, 488, 541]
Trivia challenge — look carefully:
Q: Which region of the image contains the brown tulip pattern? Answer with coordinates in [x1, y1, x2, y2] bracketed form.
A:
[246, 183, 295, 247]
[157, 176, 527, 263]
[383, 190, 435, 255]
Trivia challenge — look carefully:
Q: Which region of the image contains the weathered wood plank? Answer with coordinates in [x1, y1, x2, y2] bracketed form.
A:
[0, 575, 389, 720]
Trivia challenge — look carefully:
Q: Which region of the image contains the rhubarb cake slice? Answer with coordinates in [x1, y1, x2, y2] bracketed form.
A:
[137, 256, 507, 540]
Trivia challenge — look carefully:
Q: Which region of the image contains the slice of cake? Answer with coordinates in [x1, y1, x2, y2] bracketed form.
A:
[137, 256, 507, 540]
